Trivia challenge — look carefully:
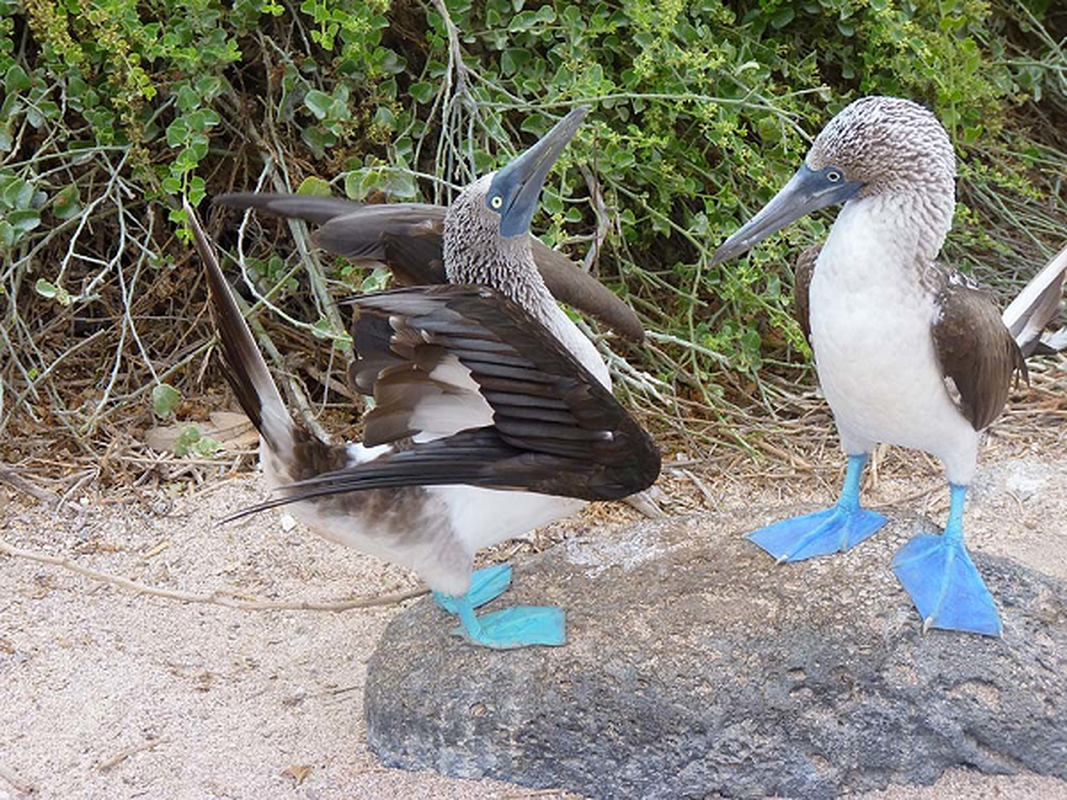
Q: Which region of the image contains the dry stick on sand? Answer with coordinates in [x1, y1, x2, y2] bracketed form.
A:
[0, 463, 60, 506]
[0, 762, 35, 795]
[0, 538, 428, 612]
[97, 738, 171, 772]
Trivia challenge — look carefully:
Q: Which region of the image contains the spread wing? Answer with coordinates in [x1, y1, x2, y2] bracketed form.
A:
[793, 243, 820, 342]
[214, 193, 645, 341]
[257, 285, 660, 508]
[932, 271, 1027, 431]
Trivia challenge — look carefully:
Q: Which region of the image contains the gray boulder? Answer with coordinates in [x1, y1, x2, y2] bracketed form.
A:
[364, 509, 1067, 799]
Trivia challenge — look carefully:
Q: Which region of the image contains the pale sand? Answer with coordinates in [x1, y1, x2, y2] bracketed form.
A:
[1, 443, 1065, 799]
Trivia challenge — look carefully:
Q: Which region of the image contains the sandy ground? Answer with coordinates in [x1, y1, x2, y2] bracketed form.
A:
[2, 432, 1066, 799]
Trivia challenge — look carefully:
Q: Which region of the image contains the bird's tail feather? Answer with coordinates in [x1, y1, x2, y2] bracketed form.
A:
[184, 200, 296, 457]
[1002, 242, 1067, 357]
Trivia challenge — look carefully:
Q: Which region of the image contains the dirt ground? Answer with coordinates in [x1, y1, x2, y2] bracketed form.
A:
[2, 407, 1066, 798]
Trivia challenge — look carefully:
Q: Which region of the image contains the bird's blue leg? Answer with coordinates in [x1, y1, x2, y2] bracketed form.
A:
[748, 453, 887, 562]
[891, 484, 1002, 637]
[432, 565, 565, 649]
[433, 564, 512, 613]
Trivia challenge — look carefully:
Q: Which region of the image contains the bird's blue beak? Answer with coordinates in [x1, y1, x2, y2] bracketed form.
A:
[710, 164, 864, 265]
[490, 106, 589, 238]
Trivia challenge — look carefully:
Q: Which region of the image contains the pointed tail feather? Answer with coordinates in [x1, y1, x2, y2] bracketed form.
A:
[1002, 243, 1067, 357]
[183, 199, 295, 457]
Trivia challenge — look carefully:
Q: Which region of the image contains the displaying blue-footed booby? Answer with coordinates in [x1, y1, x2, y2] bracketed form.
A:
[712, 96, 1067, 637]
[186, 107, 660, 649]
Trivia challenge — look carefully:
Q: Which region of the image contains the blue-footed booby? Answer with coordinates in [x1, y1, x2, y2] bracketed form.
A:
[186, 107, 660, 649]
[214, 191, 644, 342]
[712, 96, 1067, 637]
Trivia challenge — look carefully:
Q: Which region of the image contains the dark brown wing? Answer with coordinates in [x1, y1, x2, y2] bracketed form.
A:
[282, 285, 661, 503]
[793, 243, 820, 342]
[313, 204, 448, 285]
[214, 193, 645, 341]
[933, 273, 1027, 431]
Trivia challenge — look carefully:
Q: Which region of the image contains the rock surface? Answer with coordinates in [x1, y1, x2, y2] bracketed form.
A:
[364, 506, 1067, 799]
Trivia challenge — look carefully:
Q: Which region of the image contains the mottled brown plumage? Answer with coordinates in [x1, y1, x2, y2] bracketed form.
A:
[792, 244, 819, 342]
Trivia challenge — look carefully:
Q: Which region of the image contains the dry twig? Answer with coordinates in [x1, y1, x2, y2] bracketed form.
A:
[0, 464, 59, 506]
[0, 763, 35, 795]
[0, 537, 427, 612]
[98, 739, 170, 772]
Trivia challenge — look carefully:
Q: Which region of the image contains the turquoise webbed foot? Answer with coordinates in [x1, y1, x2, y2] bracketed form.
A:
[452, 604, 566, 649]
[433, 564, 512, 613]
[749, 504, 887, 562]
[891, 484, 1002, 637]
[748, 453, 886, 563]
[435, 564, 566, 649]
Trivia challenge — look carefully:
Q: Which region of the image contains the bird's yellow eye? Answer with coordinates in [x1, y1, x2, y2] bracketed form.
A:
[826, 170, 842, 182]
[490, 195, 503, 210]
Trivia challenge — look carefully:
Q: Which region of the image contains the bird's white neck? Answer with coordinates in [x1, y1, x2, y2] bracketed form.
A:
[823, 184, 954, 287]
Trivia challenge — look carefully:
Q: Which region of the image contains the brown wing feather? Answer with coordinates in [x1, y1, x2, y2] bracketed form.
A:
[793, 243, 820, 342]
[214, 192, 645, 341]
[283, 285, 661, 502]
[932, 273, 1027, 431]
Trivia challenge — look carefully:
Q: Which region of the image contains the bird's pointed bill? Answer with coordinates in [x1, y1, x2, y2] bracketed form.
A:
[493, 105, 589, 237]
[711, 164, 864, 265]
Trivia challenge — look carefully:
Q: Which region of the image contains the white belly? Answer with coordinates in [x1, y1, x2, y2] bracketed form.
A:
[435, 485, 586, 553]
[261, 440, 584, 596]
[810, 202, 979, 484]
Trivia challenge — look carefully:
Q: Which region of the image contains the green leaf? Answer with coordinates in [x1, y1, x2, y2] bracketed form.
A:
[173, 425, 200, 457]
[297, 176, 333, 196]
[34, 279, 58, 299]
[770, 7, 795, 29]
[304, 89, 332, 119]
[7, 208, 40, 233]
[191, 435, 222, 457]
[53, 185, 81, 219]
[152, 383, 182, 418]
[310, 317, 336, 339]
[409, 81, 436, 104]
[4, 64, 31, 93]
[361, 265, 391, 292]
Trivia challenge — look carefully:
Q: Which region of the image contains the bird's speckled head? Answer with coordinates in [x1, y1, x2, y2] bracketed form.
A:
[711, 95, 958, 266]
[444, 173, 533, 291]
[443, 107, 587, 311]
[807, 96, 955, 197]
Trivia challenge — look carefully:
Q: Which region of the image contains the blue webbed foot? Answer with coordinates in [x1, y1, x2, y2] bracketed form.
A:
[891, 534, 1002, 637]
[891, 483, 1002, 637]
[452, 605, 566, 650]
[435, 565, 565, 649]
[433, 564, 512, 613]
[747, 453, 886, 563]
[749, 505, 887, 563]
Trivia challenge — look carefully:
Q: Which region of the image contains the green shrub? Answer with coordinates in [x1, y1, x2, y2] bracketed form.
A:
[1, 0, 1064, 452]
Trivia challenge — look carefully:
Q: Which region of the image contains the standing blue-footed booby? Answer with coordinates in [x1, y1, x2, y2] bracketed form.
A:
[187, 107, 660, 649]
[712, 96, 1067, 637]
